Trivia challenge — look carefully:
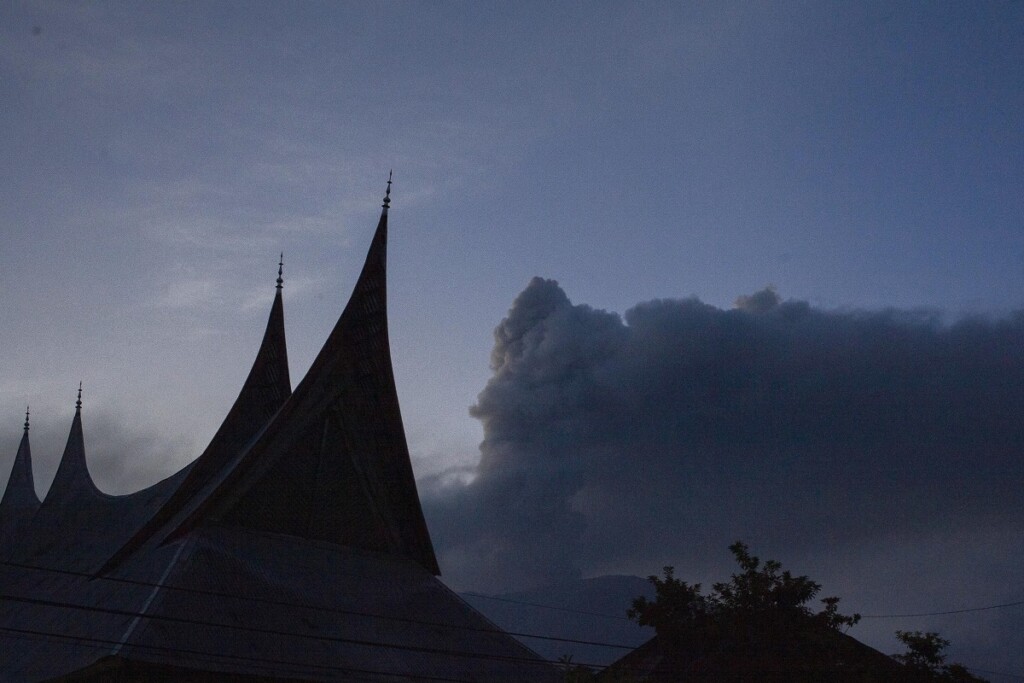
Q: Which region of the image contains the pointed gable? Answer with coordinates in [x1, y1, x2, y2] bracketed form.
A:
[169, 183, 440, 574]
[26, 268, 293, 573]
[98, 265, 294, 574]
[172, 276, 292, 497]
[10, 393, 108, 569]
[0, 416, 41, 550]
[43, 393, 102, 506]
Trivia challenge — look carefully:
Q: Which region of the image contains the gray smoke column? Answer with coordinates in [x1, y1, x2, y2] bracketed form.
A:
[424, 277, 1024, 595]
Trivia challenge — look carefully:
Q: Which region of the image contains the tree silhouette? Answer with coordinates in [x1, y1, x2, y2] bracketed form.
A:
[893, 631, 987, 682]
[628, 541, 860, 647]
[622, 543, 990, 682]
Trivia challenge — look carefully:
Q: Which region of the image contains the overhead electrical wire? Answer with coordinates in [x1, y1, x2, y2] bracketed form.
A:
[0, 559, 638, 652]
[860, 599, 1024, 619]
[2, 559, 1021, 680]
[963, 666, 1024, 681]
[461, 591, 631, 620]
[5, 557, 1024, 641]
[2, 593, 1019, 682]
[465, 587, 1024, 623]
[7, 622, 1017, 683]
[0, 625, 481, 683]
[0, 590, 577, 669]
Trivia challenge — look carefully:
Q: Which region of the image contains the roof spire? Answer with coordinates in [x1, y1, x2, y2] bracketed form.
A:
[39, 380, 98, 507]
[1, 404, 41, 545]
[276, 253, 284, 291]
[382, 170, 392, 211]
[183, 179, 439, 575]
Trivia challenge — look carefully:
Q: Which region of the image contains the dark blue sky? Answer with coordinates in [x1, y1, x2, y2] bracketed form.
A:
[1, 2, 1022, 677]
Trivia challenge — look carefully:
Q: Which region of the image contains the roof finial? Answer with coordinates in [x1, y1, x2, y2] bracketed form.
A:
[276, 253, 284, 290]
[382, 170, 392, 210]
[24, 406, 29, 433]
[76, 382, 82, 411]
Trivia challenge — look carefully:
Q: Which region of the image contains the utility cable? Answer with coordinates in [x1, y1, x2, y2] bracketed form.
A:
[0, 591, 568, 670]
[0, 624, 482, 682]
[4, 619, 1022, 682]
[0, 559, 638, 651]
[6, 559, 1020, 679]
[461, 591, 631, 620]
[860, 599, 1024, 619]
[963, 666, 1024, 681]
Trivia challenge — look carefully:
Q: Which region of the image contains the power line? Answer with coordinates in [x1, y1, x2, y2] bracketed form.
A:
[0, 559, 636, 651]
[461, 589, 1024, 680]
[5, 559, 1022, 680]
[465, 586, 1024, 625]
[0, 589, 569, 670]
[964, 666, 1024, 681]
[861, 599, 1024, 619]
[4, 596, 1022, 682]
[18, 621, 1016, 683]
[0, 628, 362, 682]
[9, 558, 1024, 648]
[0, 625, 480, 683]
[462, 591, 632, 621]
[0, 560, 632, 674]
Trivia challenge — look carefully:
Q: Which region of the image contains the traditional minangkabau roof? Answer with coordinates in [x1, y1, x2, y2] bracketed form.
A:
[18, 253, 294, 575]
[41, 384, 99, 506]
[0, 178, 556, 682]
[0, 408, 40, 551]
[143, 176, 439, 574]
[99, 253, 293, 575]
[12, 386, 192, 573]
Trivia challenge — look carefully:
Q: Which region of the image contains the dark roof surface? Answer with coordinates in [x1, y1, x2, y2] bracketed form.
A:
[100, 282, 292, 574]
[602, 631, 906, 682]
[2, 526, 555, 682]
[8, 404, 191, 573]
[41, 405, 96, 506]
[0, 428, 39, 551]
[160, 204, 438, 574]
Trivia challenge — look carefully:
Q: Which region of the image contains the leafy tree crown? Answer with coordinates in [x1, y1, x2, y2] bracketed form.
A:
[628, 541, 860, 649]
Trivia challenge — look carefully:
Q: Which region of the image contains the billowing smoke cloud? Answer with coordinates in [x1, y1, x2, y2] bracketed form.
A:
[424, 278, 1024, 599]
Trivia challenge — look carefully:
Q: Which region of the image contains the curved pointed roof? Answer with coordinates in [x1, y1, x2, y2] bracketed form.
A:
[0, 182, 560, 682]
[182, 263, 292, 472]
[160, 183, 439, 574]
[0, 414, 41, 551]
[26, 267, 293, 573]
[41, 389, 103, 506]
[99, 264, 293, 573]
[13, 391, 115, 569]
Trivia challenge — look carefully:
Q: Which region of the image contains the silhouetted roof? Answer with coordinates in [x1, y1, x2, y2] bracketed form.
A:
[3, 526, 554, 682]
[154, 202, 439, 574]
[0, 426, 39, 551]
[0, 184, 551, 682]
[100, 278, 292, 575]
[601, 631, 905, 682]
[11, 401, 191, 573]
[42, 397, 95, 506]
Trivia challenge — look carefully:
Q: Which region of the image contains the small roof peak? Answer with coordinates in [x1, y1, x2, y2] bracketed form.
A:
[76, 382, 82, 411]
[276, 253, 284, 290]
[382, 170, 392, 210]
[23, 406, 29, 433]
